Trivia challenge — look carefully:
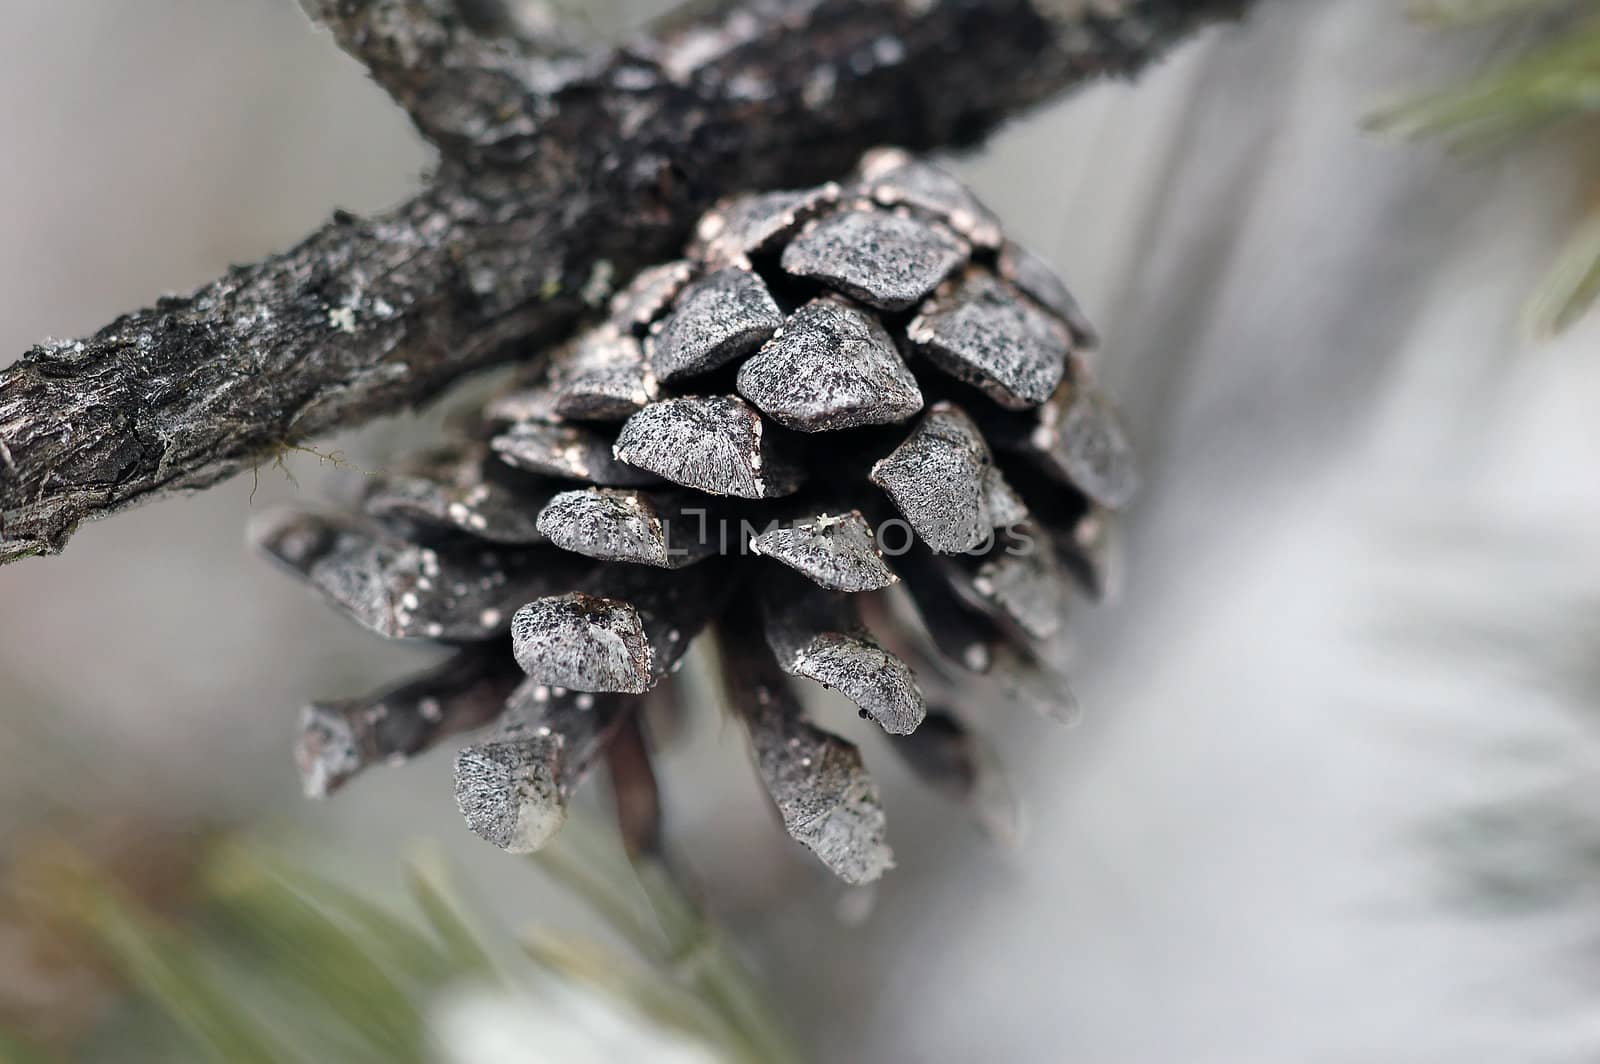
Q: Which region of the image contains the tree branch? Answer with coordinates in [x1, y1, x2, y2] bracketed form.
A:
[302, 0, 593, 155]
[0, 0, 1245, 564]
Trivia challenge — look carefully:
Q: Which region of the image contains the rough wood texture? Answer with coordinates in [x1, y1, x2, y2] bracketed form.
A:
[0, 0, 1243, 563]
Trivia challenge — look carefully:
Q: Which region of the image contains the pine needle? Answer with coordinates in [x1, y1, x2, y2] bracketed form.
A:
[1366, 19, 1600, 150]
[403, 852, 499, 979]
[78, 883, 294, 1064]
[1371, 4, 1600, 332]
[530, 822, 804, 1064]
[518, 928, 749, 1053]
[0, 836, 757, 1062]
[1528, 203, 1600, 333]
[202, 848, 432, 1063]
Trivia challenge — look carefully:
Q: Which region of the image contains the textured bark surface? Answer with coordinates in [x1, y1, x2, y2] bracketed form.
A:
[0, 0, 1244, 563]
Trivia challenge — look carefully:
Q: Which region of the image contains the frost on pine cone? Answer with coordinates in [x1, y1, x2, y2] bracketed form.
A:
[254, 149, 1137, 885]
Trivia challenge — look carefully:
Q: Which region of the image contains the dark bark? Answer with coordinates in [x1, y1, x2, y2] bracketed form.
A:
[0, 0, 1244, 564]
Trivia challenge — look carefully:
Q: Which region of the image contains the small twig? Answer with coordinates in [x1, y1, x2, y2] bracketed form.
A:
[301, 0, 595, 156]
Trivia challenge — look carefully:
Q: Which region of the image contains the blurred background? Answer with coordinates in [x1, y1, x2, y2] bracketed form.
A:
[4, 1, 1600, 1061]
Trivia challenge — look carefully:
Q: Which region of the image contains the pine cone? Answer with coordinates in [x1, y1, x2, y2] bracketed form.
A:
[254, 149, 1137, 884]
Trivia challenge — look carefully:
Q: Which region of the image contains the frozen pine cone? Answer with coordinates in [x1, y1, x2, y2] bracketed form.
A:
[254, 148, 1137, 885]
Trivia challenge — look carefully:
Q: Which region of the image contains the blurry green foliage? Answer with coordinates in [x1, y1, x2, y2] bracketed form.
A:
[0, 831, 799, 1064]
[1371, 1, 1600, 334]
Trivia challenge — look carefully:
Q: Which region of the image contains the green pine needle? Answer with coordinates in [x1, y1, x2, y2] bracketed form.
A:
[1371, 4, 1600, 333]
[518, 928, 749, 1052]
[531, 822, 805, 1064]
[202, 849, 434, 1064]
[244, 855, 455, 986]
[1528, 205, 1600, 333]
[403, 851, 500, 980]
[0, 819, 797, 1063]
[80, 883, 294, 1064]
[1366, 19, 1600, 150]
